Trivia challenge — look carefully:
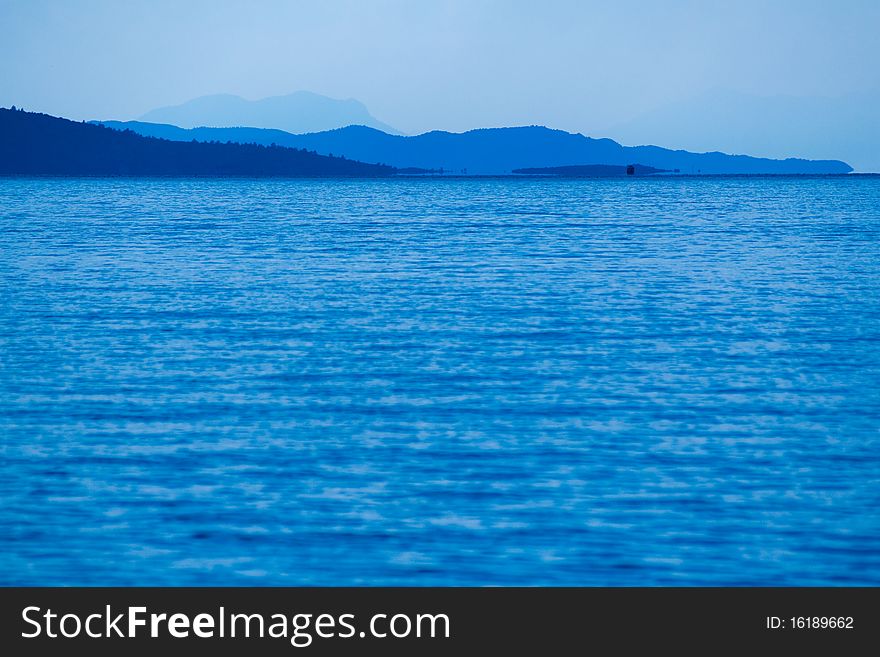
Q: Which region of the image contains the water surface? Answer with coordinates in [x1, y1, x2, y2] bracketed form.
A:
[1, 176, 878, 584]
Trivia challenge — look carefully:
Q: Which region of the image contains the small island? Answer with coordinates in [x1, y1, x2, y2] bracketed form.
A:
[512, 164, 668, 176]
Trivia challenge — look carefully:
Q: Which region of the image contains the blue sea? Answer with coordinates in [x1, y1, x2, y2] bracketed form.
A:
[1, 176, 878, 585]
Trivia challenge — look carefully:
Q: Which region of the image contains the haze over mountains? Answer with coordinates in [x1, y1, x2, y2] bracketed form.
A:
[604, 88, 880, 173]
[77, 90, 852, 175]
[140, 91, 400, 135]
[1, 87, 856, 176]
[97, 120, 853, 175]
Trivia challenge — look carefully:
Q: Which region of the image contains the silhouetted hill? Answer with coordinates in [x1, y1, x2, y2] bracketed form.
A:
[513, 164, 667, 176]
[95, 121, 853, 175]
[0, 108, 394, 176]
[140, 91, 400, 135]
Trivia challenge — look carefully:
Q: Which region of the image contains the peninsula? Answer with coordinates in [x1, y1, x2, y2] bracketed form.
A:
[0, 108, 394, 177]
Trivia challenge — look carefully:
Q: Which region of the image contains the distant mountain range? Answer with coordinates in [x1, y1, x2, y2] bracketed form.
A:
[96, 120, 853, 175]
[139, 91, 400, 135]
[0, 104, 855, 178]
[0, 108, 393, 176]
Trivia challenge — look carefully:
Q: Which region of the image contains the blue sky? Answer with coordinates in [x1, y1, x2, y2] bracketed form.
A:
[2, 0, 878, 168]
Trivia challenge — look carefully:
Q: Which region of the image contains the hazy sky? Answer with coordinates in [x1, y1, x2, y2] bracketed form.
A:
[2, 0, 878, 165]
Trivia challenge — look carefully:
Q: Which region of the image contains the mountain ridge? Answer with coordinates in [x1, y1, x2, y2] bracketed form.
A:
[95, 120, 853, 175]
[140, 91, 401, 136]
[0, 108, 394, 176]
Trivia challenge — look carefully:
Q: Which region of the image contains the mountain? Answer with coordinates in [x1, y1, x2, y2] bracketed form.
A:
[139, 91, 400, 135]
[603, 88, 879, 173]
[95, 121, 853, 175]
[0, 108, 394, 176]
